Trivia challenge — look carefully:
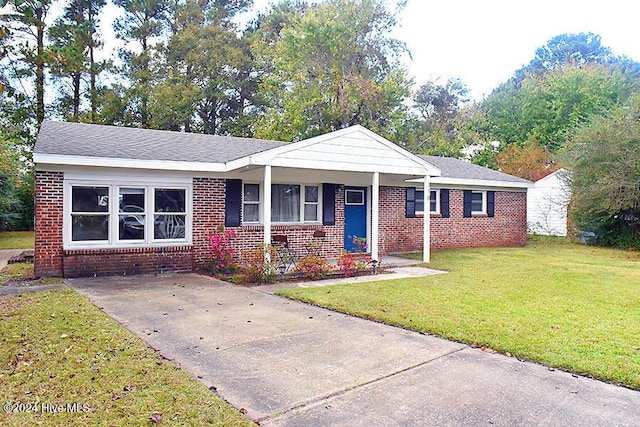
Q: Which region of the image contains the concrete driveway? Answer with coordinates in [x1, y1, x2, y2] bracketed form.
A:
[70, 274, 640, 426]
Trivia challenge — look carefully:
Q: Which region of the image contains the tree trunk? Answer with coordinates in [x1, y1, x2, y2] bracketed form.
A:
[90, 44, 96, 123]
[73, 73, 81, 122]
[35, 6, 45, 124]
[141, 37, 149, 128]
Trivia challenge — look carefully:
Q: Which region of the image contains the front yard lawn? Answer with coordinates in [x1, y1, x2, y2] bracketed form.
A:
[277, 237, 640, 390]
[0, 290, 253, 426]
[0, 231, 34, 250]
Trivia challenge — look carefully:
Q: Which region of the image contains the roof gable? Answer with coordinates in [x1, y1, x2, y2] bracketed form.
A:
[243, 126, 440, 176]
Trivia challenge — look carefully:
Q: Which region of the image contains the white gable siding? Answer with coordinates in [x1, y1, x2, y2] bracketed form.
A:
[266, 130, 429, 175]
[527, 169, 571, 236]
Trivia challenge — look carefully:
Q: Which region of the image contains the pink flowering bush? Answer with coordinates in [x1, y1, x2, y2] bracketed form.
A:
[338, 236, 372, 277]
[207, 226, 238, 275]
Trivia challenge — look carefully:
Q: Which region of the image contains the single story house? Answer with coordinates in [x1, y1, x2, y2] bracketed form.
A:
[527, 168, 572, 236]
[33, 121, 532, 278]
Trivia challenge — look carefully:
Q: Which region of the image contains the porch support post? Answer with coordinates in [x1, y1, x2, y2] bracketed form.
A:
[371, 171, 380, 262]
[423, 175, 430, 263]
[263, 164, 272, 260]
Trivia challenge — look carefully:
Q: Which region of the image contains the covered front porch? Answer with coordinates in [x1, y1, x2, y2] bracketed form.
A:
[224, 125, 440, 263]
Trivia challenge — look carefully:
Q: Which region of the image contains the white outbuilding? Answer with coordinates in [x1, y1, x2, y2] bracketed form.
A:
[527, 168, 572, 236]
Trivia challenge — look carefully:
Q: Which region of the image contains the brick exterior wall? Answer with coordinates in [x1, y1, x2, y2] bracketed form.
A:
[378, 186, 424, 254]
[379, 187, 528, 254]
[191, 178, 346, 271]
[34, 171, 64, 276]
[34, 173, 527, 277]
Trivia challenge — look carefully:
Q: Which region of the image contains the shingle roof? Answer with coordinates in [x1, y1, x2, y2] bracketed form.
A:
[34, 121, 286, 163]
[421, 155, 531, 184]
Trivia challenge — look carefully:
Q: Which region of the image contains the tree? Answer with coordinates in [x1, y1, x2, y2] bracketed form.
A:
[0, 0, 52, 124]
[415, 77, 468, 128]
[253, 0, 412, 141]
[409, 77, 469, 156]
[478, 64, 634, 152]
[113, 0, 169, 128]
[564, 94, 640, 248]
[48, 0, 106, 122]
[517, 32, 614, 79]
[0, 90, 34, 230]
[493, 140, 554, 181]
[149, 0, 257, 134]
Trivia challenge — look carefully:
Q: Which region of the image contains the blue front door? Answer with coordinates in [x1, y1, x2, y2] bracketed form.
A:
[344, 187, 367, 252]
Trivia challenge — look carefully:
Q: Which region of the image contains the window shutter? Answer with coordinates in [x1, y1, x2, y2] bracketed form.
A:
[440, 189, 450, 218]
[487, 191, 495, 217]
[225, 179, 242, 227]
[322, 183, 336, 225]
[406, 187, 416, 218]
[463, 190, 472, 218]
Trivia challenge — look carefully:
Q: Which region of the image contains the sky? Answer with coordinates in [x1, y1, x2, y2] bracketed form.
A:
[244, 0, 640, 100]
[94, 0, 640, 101]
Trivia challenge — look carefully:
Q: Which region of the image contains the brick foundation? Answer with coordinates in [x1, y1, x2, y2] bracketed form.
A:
[63, 246, 193, 278]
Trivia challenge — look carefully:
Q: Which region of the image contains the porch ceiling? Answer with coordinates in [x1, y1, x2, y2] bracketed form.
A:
[236, 166, 425, 187]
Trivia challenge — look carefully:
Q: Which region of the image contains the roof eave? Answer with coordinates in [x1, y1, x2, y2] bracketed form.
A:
[407, 176, 534, 189]
[33, 153, 228, 172]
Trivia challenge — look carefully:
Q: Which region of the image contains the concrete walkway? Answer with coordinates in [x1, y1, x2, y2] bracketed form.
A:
[69, 273, 640, 426]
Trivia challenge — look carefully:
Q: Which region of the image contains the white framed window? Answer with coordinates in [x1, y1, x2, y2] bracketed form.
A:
[471, 191, 487, 214]
[345, 189, 364, 205]
[154, 188, 186, 240]
[119, 187, 145, 241]
[304, 185, 319, 222]
[71, 186, 110, 242]
[242, 183, 321, 224]
[66, 182, 190, 248]
[243, 183, 260, 223]
[416, 189, 439, 214]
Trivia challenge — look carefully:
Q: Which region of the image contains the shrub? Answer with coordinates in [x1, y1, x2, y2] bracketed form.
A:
[207, 226, 237, 275]
[240, 244, 277, 284]
[295, 255, 333, 280]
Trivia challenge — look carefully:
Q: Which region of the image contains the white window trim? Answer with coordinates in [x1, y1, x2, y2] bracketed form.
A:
[242, 183, 261, 224]
[345, 189, 365, 206]
[64, 180, 192, 250]
[242, 182, 323, 225]
[471, 190, 487, 215]
[416, 189, 440, 215]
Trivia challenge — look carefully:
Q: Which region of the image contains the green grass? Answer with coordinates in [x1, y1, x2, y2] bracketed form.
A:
[0, 231, 34, 250]
[0, 290, 253, 426]
[277, 237, 640, 390]
[0, 262, 64, 287]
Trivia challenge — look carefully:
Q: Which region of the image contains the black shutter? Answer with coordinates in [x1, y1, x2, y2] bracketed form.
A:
[463, 190, 472, 218]
[406, 187, 416, 218]
[440, 189, 450, 218]
[225, 179, 242, 227]
[487, 191, 495, 217]
[322, 183, 336, 225]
